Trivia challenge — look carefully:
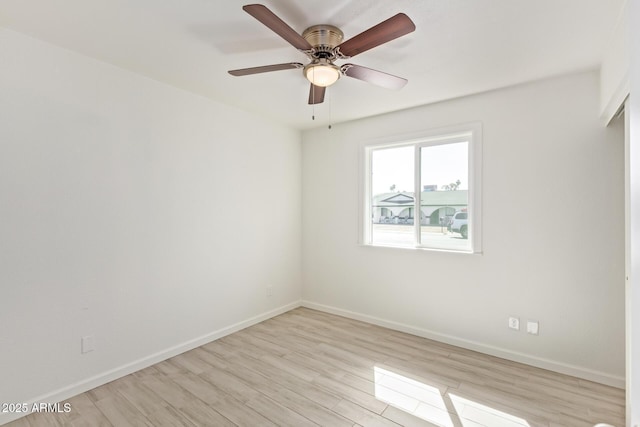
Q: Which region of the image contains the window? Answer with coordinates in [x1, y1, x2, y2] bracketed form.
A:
[362, 124, 482, 252]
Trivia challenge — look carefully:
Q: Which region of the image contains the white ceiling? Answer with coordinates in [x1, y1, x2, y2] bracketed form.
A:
[0, 0, 625, 130]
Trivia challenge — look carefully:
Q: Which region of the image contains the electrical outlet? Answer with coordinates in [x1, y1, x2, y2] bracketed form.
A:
[508, 317, 520, 330]
[527, 321, 539, 335]
[266, 285, 273, 297]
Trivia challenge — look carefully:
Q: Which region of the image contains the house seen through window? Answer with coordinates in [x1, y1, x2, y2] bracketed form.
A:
[364, 125, 481, 252]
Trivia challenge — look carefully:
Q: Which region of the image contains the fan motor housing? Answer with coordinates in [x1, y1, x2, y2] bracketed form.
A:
[302, 25, 344, 58]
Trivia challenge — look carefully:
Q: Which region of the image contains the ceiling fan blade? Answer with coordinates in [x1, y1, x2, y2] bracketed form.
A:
[308, 84, 326, 104]
[243, 4, 313, 51]
[342, 64, 407, 90]
[228, 62, 303, 76]
[336, 13, 415, 58]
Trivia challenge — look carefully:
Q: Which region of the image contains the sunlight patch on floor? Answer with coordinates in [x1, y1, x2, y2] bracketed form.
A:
[374, 366, 530, 427]
[450, 394, 530, 427]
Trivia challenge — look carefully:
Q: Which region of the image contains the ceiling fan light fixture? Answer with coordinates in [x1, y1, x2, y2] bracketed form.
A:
[229, 5, 416, 106]
[304, 59, 340, 87]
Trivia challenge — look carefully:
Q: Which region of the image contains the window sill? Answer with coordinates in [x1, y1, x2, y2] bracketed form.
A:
[360, 242, 482, 255]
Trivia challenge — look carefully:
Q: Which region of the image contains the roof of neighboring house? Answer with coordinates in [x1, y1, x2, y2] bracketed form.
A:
[373, 191, 468, 207]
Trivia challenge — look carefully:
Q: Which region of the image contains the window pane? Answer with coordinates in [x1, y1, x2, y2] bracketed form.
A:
[371, 146, 414, 246]
[365, 127, 480, 253]
[420, 142, 470, 251]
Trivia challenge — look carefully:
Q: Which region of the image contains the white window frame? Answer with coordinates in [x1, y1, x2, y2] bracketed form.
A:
[360, 122, 482, 253]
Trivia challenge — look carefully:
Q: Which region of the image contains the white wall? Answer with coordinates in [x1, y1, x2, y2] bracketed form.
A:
[0, 29, 301, 423]
[600, 0, 629, 124]
[302, 71, 625, 386]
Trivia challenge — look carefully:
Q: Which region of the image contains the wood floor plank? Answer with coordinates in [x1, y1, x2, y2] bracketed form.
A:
[92, 392, 154, 427]
[7, 307, 625, 427]
[198, 364, 261, 403]
[110, 376, 193, 427]
[228, 350, 344, 410]
[381, 356, 462, 390]
[188, 347, 230, 370]
[199, 339, 238, 359]
[271, 388, 355, 427]
[332, 399, 401, 427]
[164, 369, 226, 406]
[248, 321, 321, 353]
[287, 346, 376, 382]
[259, 353, 323, 382]
[216, 358, 355, 426]
[20, 411, 64, 427]
[313, 374, 389, 414]
[211, 396, 278, 427]
[175, 400, 235, 427]
[233, 329, 292, 356]
[3, 417, 30, 427]
[382, 405, 444, 427]
[64, 394, 111, 427]
[136, 367, 199, 409]
[245, 393, 319, 427]
[168, 351, 213, 375]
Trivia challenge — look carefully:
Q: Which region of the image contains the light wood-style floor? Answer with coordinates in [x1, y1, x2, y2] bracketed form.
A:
[7, 308, 624, 427]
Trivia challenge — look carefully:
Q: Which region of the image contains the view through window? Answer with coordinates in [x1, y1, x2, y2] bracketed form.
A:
[365, 127, 480, 252]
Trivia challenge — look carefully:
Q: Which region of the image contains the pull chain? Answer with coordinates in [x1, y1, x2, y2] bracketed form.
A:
[328, 89, 332, 129]
[311, 68, 315, 121]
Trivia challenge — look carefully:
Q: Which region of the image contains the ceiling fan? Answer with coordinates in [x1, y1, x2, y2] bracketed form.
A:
[228, 4, 416, 105]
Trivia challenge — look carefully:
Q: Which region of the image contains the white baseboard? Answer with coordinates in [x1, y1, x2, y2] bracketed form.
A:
[0, 300, 302, 426]
[301, 300, 625, 389]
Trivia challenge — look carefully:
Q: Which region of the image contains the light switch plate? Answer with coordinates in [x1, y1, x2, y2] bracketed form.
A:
[81, 336, 95, 354]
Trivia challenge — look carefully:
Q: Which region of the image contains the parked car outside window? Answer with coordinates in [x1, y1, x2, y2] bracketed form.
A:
[449, 211, 468, 239]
